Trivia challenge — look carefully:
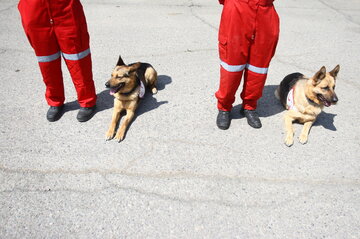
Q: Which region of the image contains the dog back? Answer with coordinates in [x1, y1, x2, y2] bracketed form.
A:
[128, 63, 153, 84]
[279, 72, 304, 108]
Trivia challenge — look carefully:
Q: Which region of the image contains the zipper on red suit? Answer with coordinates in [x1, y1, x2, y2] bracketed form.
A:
[45, 0, 54, 26]
[249, 1, 259, 44]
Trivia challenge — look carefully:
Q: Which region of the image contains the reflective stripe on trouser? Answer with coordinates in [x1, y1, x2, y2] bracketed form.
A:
[18, 0, 96, 107]
[215, 0, 279, 111]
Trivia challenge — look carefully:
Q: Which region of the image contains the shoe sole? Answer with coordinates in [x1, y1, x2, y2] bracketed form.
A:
[240, 108, 262, 129]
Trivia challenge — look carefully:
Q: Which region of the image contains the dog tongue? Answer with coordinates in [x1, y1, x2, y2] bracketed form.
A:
[110, 89, 115, 95]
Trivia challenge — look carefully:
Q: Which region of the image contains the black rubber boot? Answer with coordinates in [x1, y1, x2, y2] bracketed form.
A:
[241, 108, 262, 129]
[77, 105, 96, 122]
[216, 110, 231, 130]
[46, 105, 64, 122]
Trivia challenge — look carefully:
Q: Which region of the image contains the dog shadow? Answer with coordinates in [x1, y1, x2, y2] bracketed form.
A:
[313, 112, 337, 131]
[134, 74, 171, 117]
[231, 84, 284, 119]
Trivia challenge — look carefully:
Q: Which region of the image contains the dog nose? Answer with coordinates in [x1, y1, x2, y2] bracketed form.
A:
[105, 81, 110, 88]
[332, 95, 338, 103]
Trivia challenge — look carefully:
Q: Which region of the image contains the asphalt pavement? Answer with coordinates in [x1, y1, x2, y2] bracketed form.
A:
[0, 0, 359, 238]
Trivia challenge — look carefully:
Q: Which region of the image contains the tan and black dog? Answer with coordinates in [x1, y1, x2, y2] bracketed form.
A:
[275, 65, 339, 146]
[105, 56, 157, 142]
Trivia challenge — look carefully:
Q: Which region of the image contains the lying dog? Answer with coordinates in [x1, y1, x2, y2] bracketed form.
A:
[275, 65, 339, 146]
[105, 56, 157, 142]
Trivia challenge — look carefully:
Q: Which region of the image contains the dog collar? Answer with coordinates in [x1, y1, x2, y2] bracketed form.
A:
[120, 77, 145, 98]
[306, 97, 319, 106]
[286, 87, 298, 111]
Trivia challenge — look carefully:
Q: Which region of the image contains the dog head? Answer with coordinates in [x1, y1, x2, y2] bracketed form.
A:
[307, 65, 339, 107]
[105, 56, 141, 95]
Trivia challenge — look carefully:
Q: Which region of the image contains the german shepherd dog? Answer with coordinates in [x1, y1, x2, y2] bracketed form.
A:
[275, 65, 340, 146]
[105, 56, 157, 142]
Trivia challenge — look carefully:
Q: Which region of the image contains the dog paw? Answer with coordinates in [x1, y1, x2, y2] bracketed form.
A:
[152, 88, 158, 94]
[105, 131, 114, 141]
[299, 134, 308, 144]
[114, 133, 124, 142]
[284, 136, 294, 147]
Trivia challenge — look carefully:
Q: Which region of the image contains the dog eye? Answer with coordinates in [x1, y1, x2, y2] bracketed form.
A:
[322, 86, 329, 91]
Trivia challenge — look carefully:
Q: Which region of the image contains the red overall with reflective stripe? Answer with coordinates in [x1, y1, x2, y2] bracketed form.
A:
[215, 0, 279, 111]
[18, 0, 96, 107]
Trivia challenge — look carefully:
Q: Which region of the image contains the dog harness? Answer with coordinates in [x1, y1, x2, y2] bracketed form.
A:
[286, 87, 298, 111]
[139, 80, 145, 98]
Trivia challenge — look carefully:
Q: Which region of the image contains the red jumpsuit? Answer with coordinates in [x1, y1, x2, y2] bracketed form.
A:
[18, 0, 97, 108]
[216, 0, 279, 111]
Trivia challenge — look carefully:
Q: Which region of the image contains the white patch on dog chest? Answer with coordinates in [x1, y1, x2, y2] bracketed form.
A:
[286, 88, 298, 111]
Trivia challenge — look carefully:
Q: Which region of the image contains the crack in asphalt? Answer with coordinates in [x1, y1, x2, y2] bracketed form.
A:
[188, 0, 219, 31]
[1, 163, 359, 187]
[127, 48, 216, 59]
[0, 4, 17, 14]
[317, 0, 360, 26]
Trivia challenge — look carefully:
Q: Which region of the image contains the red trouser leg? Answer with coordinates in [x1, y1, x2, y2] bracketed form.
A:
[216, 67, 243, 111]
[18, 0, 65, 107]
[40, 58, 65, 106]
[215, 0, 279, 111]
[241, 4, 280, 110]
[215, 0, 253, 112]
[63, 55, 96, 107]
[51, 0, 97, 108]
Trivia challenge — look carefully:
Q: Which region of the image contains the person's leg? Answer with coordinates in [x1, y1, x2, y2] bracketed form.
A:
[51, 0, 96, 121]
[215, 0, 253, 129]
[241, 4, 280, 111]
[240, 3, 279, 128]
[215, 0, 254, 112]
[18, 0, 65, 107]
[18, 0, 65, 121]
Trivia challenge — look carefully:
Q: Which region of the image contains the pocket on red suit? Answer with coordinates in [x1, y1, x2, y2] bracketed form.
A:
[218, 36, 227, 60]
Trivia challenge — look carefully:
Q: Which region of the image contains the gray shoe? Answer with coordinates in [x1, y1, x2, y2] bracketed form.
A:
[216, 110, 231, 130]
[77, 105, 96, 122]
[46, 105, 64, 122]
[241, 108, 262, 129]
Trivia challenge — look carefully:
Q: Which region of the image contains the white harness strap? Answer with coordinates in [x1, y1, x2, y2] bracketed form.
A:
[139, 80, 145, 98]
[286, 88, 298, 111]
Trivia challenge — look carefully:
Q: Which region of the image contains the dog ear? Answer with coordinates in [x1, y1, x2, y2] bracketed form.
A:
[116, 55, 126, 66]
[129, 62, 141, 72]
[329, 64, 340, 78]
[312, 66, 326, 85]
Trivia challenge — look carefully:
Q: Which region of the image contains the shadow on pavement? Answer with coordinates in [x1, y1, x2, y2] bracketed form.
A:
[314, 112, 337, 131]
[136, 74, 171, 117]
[231, 84, 284, 119]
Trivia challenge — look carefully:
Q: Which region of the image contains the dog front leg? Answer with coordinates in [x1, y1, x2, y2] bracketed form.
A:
[299, 121, 313, 144]
[106, 107, 122, 140]
[284, 113, 295, 147]
[114, 110, 135, 142]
